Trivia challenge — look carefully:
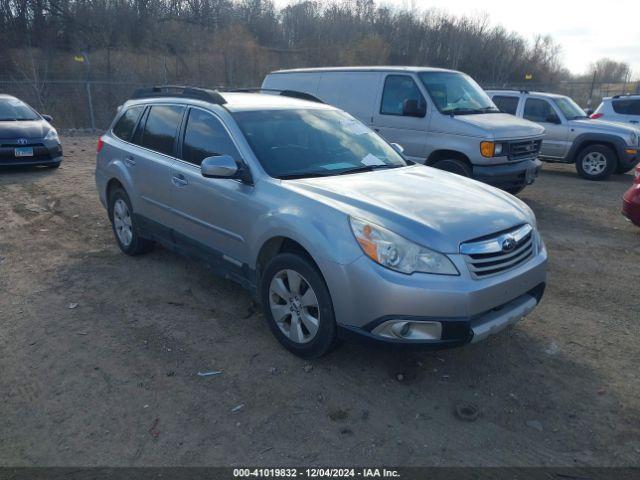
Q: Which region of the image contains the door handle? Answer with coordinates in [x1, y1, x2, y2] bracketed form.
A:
[630, 120, 638, 124]
[172, 174, 188, 188]
[124, 155, 136, 167]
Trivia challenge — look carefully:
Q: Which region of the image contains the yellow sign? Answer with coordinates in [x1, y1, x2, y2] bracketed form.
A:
[525, 73, 533, 80]
[74, 55, 85, 62]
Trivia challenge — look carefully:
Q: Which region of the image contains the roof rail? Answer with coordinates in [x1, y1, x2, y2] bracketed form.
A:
[226, 88, 324, 104]
[131, 85, 226, 105]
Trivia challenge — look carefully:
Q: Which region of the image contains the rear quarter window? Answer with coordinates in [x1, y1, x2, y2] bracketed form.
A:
[112, 106, 144, 142]
[492, 95, 519, 115]
[612, 99, 640, 115]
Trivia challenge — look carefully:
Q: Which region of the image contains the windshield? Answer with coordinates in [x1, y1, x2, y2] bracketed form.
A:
[232, 109, 408, 179]
[418, 72, 498, 115]
[0, 98, 40, 121]
[553, 97, 587, 120]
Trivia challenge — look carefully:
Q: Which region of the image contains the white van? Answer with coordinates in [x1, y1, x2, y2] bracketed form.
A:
[263, 66, 545, 194]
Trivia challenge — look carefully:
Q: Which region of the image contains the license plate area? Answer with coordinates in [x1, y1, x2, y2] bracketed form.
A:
[15, 147, 34, 157]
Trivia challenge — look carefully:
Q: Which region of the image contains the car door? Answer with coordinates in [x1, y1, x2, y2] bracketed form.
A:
[371, 74, 427, 161]
[127, 104, 185, 229]
[523, 97, 569, 158]
[169, 106, 253, 270]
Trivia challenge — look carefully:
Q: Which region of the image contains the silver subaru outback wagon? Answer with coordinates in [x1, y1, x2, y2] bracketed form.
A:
[95, 86, 547, 358]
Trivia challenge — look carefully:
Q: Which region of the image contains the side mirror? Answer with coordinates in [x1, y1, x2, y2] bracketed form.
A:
[545, 114, 561, 124]
[390, 143, 404, 154]
[584, 108, 593, 116]
[201, 155, 239, 178]
[402, 99, 426, 117]
[41, 114, 53, 123]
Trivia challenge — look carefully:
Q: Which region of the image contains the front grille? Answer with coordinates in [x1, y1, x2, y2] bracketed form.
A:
[508, 139, 541, 161]
[0, 142, 52, 161]
[461, 224, 535, 278]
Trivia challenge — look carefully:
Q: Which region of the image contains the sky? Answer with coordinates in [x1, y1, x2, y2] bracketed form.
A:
[275, 0, 640, 76]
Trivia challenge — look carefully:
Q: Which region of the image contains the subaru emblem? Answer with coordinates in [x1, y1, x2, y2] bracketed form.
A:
[17, 138, 28, 145]
[501, 237, 517, 252]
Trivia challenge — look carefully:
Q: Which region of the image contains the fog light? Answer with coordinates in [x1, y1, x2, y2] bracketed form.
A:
[372, 320, 442, 341]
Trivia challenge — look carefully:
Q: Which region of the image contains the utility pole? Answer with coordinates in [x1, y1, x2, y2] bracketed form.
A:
[77, 51, 96, 132]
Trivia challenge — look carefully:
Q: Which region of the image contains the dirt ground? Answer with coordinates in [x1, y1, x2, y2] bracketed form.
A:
[1, 135, 639, 467]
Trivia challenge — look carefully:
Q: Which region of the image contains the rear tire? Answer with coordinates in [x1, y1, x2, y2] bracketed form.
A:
[49, 161, 61, 169]
[108, 187, 154, 256]
[260, 253, 337, 359]
[575, 145, 616, 180]
[431, 158, 472, 177]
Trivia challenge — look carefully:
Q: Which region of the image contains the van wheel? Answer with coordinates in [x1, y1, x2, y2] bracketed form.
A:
[575, 145, 616, 180]
[260, 253, 337, 359]
[431, 158, 472, 177]
[108, 187, 154, 255]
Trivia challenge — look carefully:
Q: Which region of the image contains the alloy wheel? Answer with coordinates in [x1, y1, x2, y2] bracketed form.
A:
[113, 198, 133, 247]
[582, 152, 607, 176]
[268, 269, 320, 344]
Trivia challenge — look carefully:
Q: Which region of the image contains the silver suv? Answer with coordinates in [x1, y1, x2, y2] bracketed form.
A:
[487, 90, 639, 180]
[592, 94, 640, 127]
[96, 86, 547, 358]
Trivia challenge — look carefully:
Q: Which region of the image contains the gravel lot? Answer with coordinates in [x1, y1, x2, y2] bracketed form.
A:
[1, 136, 639, 467]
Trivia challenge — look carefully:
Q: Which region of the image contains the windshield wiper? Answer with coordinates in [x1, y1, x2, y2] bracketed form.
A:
[441, 107, 494, 116]
[335, 164, 398, 175]
[278, 171, 337, 180]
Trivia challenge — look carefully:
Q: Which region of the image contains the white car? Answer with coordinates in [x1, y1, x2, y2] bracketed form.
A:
[591, 94, 640, 127]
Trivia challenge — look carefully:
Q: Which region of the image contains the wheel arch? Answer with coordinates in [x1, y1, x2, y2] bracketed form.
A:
[426, 149, 472, 166]
[568, 133, 625, 164]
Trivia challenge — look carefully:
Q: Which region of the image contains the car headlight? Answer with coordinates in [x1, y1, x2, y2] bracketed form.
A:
[480, 141, 506, 157]
[630, 131, 639, 147]
[44, 128, 59, 142]
[349, 217, 459, 275]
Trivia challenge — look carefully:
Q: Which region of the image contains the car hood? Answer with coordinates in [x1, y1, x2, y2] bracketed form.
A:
[0, 119, 50, 140]
[283, 165, 534, 253]
[569, 118, 639, 136]
[452, 113, 545, 139]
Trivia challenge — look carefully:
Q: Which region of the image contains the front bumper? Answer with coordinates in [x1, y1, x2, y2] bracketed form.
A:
[473, 158, 542, 190]
[0, 140, 63, 167]
[619, 148, 638, 170]
[338, 283, 545, 348]
[322, 242, 548, 349]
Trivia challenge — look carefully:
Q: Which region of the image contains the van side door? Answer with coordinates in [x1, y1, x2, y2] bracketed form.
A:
[522, 97, 569, 159]
[371, 74, 428, 162]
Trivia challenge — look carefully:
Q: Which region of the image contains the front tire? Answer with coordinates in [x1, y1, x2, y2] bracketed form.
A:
[108, 187, 154, 255]
[575, 145, 616, 180]
[431, 158, 472, 177]
[260, 253, 337, 359]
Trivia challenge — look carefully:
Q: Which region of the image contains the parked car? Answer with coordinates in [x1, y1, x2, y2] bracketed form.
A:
[263, 67, 545, 195]
[96, 85, 547, 358]
[591, 94, 640, 127]
[622, 164, 640, 227]
[0, 94, 62, 168]
[487, 90, 639, 180]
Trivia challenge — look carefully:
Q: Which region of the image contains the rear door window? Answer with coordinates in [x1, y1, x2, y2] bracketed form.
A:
[612, 99, 640, 115]
[381, 75, 426, 116]
[140, 105, 185, 156]
[112, 106, 144, 141]
[492, 95, 519, 115]
[181, 108, 239, 166]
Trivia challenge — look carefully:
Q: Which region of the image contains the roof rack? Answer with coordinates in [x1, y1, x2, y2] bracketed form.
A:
[226, 88, 324, 104]
[131, 85, 226, 105]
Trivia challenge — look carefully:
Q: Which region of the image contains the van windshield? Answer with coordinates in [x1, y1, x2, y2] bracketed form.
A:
[418, 72, 499, 115]
[232, 109, 408, 179]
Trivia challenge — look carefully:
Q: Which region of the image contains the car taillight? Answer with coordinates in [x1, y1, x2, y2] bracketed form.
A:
[97, 137, 105, 153]
[590, 113, 604, 119]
